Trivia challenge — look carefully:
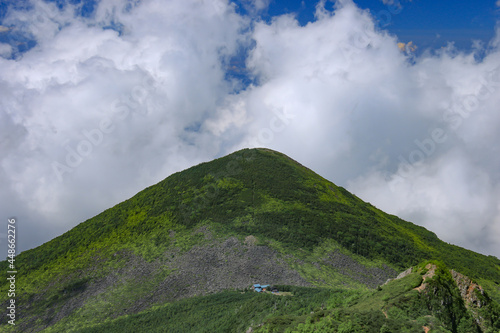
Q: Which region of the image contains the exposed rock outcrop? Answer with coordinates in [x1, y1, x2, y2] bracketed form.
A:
[323, 250, 397, 288]
[450, 270, 486, 308]
[414, 263, 437, 292]
[384, 267, 412, 285]
[154, 236, 311, 303]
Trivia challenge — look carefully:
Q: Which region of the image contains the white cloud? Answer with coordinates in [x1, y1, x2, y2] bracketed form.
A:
[231, 0, 500, 257]
[252, 0, 272, 11]
[0, 43, 12, 58]
[0, 0, 247, 252]
[239, 0, 272, 14]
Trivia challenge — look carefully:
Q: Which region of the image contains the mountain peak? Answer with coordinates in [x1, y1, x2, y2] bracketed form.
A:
[2, 148, 500, 332]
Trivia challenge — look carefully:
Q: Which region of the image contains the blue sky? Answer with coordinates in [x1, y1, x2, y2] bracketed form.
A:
[1, 0, 500, 258]
[2, 0, 499, 58]
[232, 0, 500, 52]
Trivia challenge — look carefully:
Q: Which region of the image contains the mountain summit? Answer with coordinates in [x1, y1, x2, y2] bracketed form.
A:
[2, 148, 500, 332]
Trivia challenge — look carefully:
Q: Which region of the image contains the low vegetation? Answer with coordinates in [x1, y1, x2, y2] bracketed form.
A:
[44, 263, 500, 333]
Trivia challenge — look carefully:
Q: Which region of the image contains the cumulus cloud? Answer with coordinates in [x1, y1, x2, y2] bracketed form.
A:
[229, 0, 500, 257]
[1, 0, 500, 259]
[238, 0, 272, 14]
[250, 0, 272, 11]
[0, 0, 247, 252]
[0, 43, 12, 57]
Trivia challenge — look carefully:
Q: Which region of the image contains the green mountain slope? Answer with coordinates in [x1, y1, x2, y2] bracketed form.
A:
[37, 262, 500, 333]
[1, 148, 500, 332]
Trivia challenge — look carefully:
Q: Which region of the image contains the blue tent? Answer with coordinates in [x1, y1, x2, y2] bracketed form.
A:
[253, 284, 272, 292]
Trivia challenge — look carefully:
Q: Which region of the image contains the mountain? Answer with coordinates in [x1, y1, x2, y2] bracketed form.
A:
[1, 148, 500, 332]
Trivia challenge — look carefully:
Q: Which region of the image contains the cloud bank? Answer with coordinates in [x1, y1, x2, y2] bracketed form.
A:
[0, 0, 247, 252]
[1, 0, 499, 258]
